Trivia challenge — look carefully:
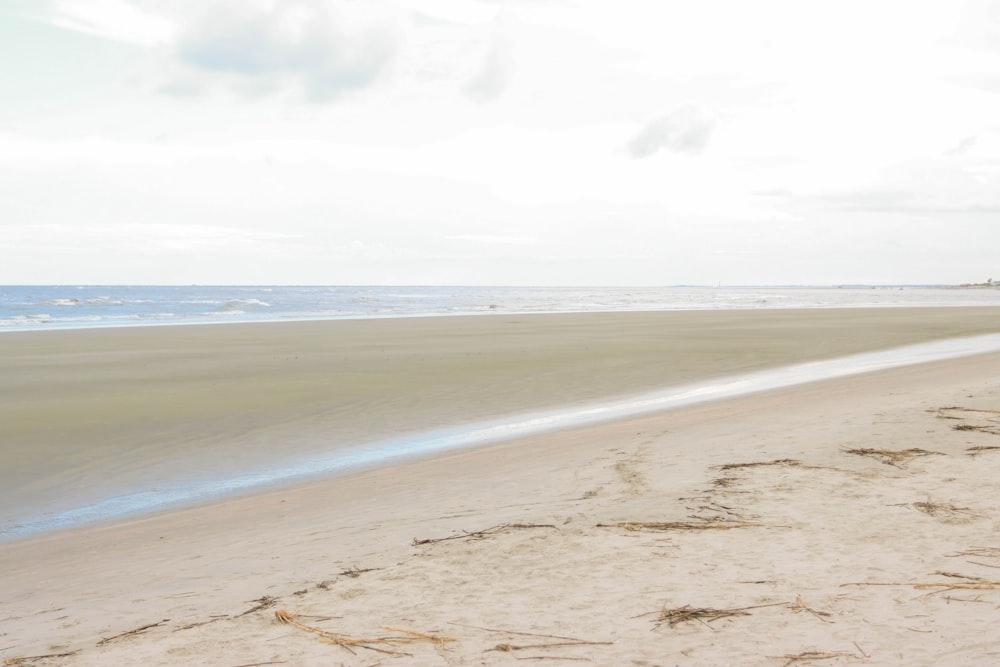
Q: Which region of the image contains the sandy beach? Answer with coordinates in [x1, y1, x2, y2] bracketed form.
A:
[3, 308, 1000, 665]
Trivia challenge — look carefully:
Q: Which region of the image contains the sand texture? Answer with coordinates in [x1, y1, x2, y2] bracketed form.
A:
[3, 309, 1000, 665]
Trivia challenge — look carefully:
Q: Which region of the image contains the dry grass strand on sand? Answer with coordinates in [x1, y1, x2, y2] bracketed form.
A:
[597, 520, 759, 532]
[844, 575, 1000, 590]
[789, 595, 832, 623]
[842, 447, 943, 468]
[948, 547, 1000, 559]
[96, 619, 169, 646]
[650, 602, 783, 629]
[274, 610, 456, 656]
[4, 652, 80, 665]
[412, 523, 556, 546]
[714, 459, 802, 471]
[953, 424, 1000, 435]
[774, 650, 855, 666]
[236, 596, 277, 617]
[913, 500, 983, 523]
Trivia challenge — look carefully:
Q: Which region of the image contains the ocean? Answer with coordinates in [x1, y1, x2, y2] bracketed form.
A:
[3, 284, 1000, 332]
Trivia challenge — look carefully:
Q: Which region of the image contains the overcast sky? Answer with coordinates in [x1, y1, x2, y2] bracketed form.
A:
[2, 0, 999, 285]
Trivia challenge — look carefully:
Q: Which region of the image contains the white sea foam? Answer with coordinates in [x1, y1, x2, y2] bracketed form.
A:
[3, 285, 1000, 333]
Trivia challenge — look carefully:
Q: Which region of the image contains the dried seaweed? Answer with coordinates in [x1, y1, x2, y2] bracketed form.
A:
[774, 650, 854, 666]
[3, 651, 80, 665]
[715, 459, 802, 471]
[236, 596, 278, 617]
[274, 609, 455, 656]
[412, 523, 556, 546]
[948, 547, 1000, 559]
[842, 447, 942, 468]
[96, 619, 169, 646]
[953, 424, 1000, 435]
[651, 602, 783, 629]
[967, 445, 1000, 456]
[487, 641, 612, 652]
[173, 616, 228, 632]
[789, 595, 832, 623]
[913, 501, 983, 523]
[449, 622, 600, 643]
[597, 520, 759, 532]
[935, 407, 1000, 416]
[338, 566, 380, 578]
[844, 578, 1000, 591]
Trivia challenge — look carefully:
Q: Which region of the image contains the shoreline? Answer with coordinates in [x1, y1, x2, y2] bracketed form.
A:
[4, 307, 1000, 542]
[3, 348, 1000, 664]
[4, 285, 1000, 335]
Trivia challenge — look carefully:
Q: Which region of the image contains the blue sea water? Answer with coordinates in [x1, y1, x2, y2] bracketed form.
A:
[2, 284, 1000, 332]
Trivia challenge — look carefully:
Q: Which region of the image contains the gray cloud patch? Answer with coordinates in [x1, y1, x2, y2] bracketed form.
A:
[627, 106, 714, 158]
[174, 2, 399, 102]
[462, 31, 511, 103]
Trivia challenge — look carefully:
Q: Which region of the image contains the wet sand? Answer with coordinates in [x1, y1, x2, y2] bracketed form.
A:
[3, 307, 1000, 664]
[4, 307, 1000, 534]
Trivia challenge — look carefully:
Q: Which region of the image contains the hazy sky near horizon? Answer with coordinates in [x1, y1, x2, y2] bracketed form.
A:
[2, 0, 999, 285]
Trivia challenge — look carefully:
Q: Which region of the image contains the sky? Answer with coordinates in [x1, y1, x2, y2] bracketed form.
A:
[1, 0, 999, 286]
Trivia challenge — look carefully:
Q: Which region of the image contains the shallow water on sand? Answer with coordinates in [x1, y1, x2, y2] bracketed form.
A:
[4, 332, 1000, 541]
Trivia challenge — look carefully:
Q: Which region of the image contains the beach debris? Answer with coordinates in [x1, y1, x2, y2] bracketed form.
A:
[714, 459, 802, 471]
[967, 445, 1000, 456]
[912, 500, 983, 523]
[934, 570, 986, 581]
[236, 595, 278, 617]
[682, 500, 749, 520]
[842, 447, 943, 468]
[450, 621, 612, 656]
[772, 650, 855, 666]
[450, 622, 603, 642]
[931, 407, 1000, 435]
[412, 523, 556, 546]
[789, 595, 832, 623]
[511, 656, 592, 662]
[947, 546, 1000, 568]
[96, 619, 170, 646]
[173, 615, 229, 632]
[853, 641, 872, 659]
[3, 651, 80, 665]
[933, 406, 1000, 417]
[274, 609, 455, 656]
[338, 565, 380, 578]
[953, 423, 1000, 435]
[711, 476, 739, 488]
[597, 519, 759, 532]
[843, 574, 1000, 591]
[648, 602, 783, 629]
[486, 640, 613, 652]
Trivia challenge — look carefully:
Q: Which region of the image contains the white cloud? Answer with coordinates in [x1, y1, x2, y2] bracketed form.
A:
[626, 106, 714, 158]
[46, 0, 175, 46]
[447, 234, 537, 245]
[461, 26, 511, 103]
[171, 1, 402, 102]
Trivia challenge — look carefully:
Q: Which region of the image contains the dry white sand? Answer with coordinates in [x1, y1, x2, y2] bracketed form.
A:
[3, 309, 1000, 665]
